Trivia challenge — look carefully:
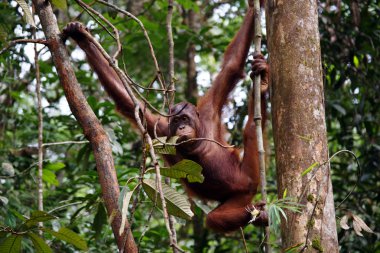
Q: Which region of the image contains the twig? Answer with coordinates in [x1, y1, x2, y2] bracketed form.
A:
[165, 2, 179, 252]
[74, 0, 121, 60]
[32, 9, 44, 234]
[166, 0, 175, 106]
[75, 1, 116, 41]
[96, 0, 166, 91]
[48, 201, 83, 213]
[240, 227, 249, 253]
[299, 149, 361, 252]
[42, 140, 89, 147]
[153, 121, 234, 149]
[252, 1, 271, 252]
[0, 39, 48, 55]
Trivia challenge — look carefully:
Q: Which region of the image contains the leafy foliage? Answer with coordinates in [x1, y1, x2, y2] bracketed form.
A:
[142, 178, 193, 220]
[0, 210, 87, 252]
[0, 0, 378, 252]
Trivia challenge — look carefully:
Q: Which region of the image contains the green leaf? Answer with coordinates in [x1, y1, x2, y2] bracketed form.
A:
[142, 178, 193, 220]
[301, 162, 319, 176]
[353, 55, 359, 68]
[92, 203, 107, 239]
[118, 186, 136, 235]
[152, 136, 178, 155]
[159, 159, 204, 183]
[42, 169, 59, 186]
[44, 162, 66, 171]
[27, 233, 52, 253]
[176, 0, 199, 12]
[14, 0, 36, 27]
[46, 228, 88, 250]
[25, 211, 56, 227]
[0, 234, 22, 253]
[51, 0, 67, 10]
[282, 188, 287, 199]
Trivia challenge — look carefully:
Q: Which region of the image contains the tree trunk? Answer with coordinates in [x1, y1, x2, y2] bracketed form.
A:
[185, 9, 198, 104]
[265, 1, 339, 252]
[32, 0, 137, 252]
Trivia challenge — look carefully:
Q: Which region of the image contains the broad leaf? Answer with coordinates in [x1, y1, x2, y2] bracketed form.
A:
[26, 211, 56, 227]
[46, 228, 88, 250]
[42, 169, 59, 186]
[44, 162, 65, 171]
[352, 214, 373, 235]
[92, 203, 107, 239]
[160, 159, 204, 183]
[142, 178, 193, 220]
[28, 233, 52, 253]
[152, 136, 179, 155]
[0, 234, 22, 253]
[340, 215, 350, 230]
[14, 0, 36, 27]
[51, 0, 67, 10]
[118, 186, 136, 235]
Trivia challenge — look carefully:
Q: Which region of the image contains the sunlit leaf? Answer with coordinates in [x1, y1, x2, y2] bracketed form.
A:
[283, 188, 287, 199]
[301, 162, 319, 176]
[42, 170, 59, 186]
[353, 55, 359, 68]
[44, 162, 65, 171]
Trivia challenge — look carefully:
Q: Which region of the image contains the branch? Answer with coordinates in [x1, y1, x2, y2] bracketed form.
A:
[165, 1, 179, 252]
[0, 39, 48, 55]
[251, 0, 271, 252]
[96, 0, 167, 90]
[33, 21, 44, 234]
[166, 0, 175, 106]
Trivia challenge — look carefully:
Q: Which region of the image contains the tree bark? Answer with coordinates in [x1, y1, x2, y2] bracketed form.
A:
[185, 9, 198, 104]
[265, 0, 339, 252]
[32, 0, 137, 252]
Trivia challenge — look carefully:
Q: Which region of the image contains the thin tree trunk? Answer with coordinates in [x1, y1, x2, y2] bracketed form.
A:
[185, 9, 198, 103]
[265, 0, 339, 252]
[32, 0, 137, 251]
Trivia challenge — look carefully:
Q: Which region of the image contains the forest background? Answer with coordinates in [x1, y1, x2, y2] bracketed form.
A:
[0, 0, 378, 252]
